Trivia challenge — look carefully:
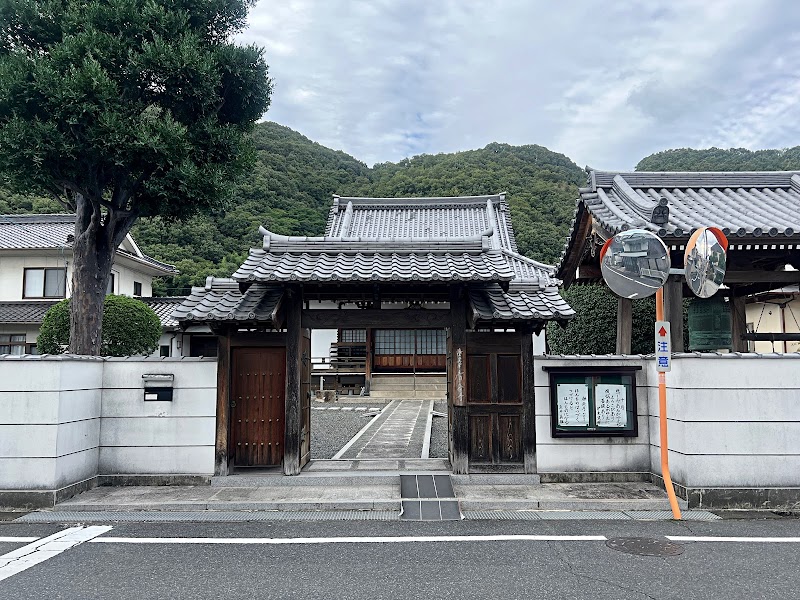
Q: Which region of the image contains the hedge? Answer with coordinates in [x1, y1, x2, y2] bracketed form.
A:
[37, 295, 162, 357]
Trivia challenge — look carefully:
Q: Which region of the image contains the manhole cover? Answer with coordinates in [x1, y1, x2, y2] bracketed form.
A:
[605, 537, 684, 557]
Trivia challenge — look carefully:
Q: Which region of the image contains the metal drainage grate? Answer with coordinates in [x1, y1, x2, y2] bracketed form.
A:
[625, 510, 721, 521]
[16, 511, 400, 523]
[463, 511, 542, 521]
[606, 537, 685, 557]
[537, 511, 631, 520]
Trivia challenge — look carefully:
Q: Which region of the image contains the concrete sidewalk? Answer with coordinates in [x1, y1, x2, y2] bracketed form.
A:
[41, 477, 688, 515]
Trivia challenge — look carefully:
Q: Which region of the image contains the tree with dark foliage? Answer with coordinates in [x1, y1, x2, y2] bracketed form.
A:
[0, 0, 271, 354]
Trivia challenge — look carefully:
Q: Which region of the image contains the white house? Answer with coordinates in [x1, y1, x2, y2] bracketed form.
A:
[0, 214, 209, 356]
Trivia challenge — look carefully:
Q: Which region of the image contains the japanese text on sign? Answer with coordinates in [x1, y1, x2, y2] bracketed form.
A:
[556, 383, 590, 426]
[655, 320, 671, 372]
[595, 384, 628, 428]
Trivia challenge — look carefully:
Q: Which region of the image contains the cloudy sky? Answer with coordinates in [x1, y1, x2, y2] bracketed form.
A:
[239, 0, 800, 170]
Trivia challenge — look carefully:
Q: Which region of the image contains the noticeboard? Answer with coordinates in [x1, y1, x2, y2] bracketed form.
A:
[543, 366, 641, 438]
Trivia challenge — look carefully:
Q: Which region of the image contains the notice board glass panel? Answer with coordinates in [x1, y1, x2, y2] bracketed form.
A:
[544, 367, 640, 438]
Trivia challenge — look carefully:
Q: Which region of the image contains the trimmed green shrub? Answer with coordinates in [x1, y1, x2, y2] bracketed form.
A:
[37, 296, 161, 357]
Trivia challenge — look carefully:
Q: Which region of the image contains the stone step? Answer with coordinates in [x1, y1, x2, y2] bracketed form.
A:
[304, 458, 451, 472]
[368, 390, 446, 399]
[451, 474, 542, 485]
[369, 384, 447, 393]
[211, 473, 398, 487]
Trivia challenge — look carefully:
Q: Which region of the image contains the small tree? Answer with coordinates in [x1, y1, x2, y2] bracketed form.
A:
[0, 0, 272, 354]
[38, 296, 161, 357]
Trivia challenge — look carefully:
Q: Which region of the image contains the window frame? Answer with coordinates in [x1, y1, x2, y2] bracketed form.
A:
[133, 281, 143, 297]
[22, 267, 67, 299]
[0, 333, 27, 355]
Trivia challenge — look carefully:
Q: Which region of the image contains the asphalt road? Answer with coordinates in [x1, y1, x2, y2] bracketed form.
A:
[1, 517, 799, 599]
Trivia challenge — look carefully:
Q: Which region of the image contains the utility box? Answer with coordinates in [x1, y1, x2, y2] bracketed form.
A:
[142, 373, 175, 401]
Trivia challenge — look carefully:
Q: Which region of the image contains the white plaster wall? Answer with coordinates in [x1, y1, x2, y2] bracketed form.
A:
[0, 356, 103, 490]
[112, 257, 154, 297]
[656, 354, 800, 488]
[0, 253, 72, 301]
[537, 353, 800, 489]
[0, 250, 155, 302]
[99, 358, 217, 475]
[533, 356, 653, 474]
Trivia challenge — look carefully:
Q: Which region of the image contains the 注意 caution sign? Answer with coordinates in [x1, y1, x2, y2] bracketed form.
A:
[655, 321, 671, 372]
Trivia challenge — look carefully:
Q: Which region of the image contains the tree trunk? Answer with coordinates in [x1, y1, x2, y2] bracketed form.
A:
[68, 196, 120, 355]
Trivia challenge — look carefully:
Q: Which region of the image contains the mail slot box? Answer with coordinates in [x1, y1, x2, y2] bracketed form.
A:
[142, 374, 174, 402]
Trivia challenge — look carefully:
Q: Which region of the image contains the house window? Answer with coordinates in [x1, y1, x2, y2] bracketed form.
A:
[159, 345, 170, 357]
[23, 268, 66, 299]
[133, 281, 143, 297]
[107, 273, 116, 295]
[189, 336, 218, 357]
[340, 329, 366, 343]
[0, 334, 26, 355]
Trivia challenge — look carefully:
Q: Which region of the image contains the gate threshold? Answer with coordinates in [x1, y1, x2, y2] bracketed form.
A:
[304, 458, 450, 473]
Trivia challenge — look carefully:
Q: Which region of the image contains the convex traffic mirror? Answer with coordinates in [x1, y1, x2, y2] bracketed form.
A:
[684, 227, 728, 298]
[600, 229, 670, 299]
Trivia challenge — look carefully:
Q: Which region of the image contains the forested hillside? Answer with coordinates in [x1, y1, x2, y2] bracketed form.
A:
[636, 147, 800, 171]
[1, 121, 584, 295]
[8, 127, 798, 297]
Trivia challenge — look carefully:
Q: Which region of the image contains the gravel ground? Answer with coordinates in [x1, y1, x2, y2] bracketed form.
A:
[429, 401, 449, 458]
[311, 402, 388, 459]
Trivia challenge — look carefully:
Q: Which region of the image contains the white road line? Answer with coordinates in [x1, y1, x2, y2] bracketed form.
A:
[0, 537, 38, 543]
[90, 534, 607, 545]
[420, 399, 434, 458]
[0, 526, 112, 582]
[667, 536, 800, 543]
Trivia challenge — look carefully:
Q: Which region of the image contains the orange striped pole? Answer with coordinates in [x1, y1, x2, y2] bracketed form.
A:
[656, 287, 682, 520]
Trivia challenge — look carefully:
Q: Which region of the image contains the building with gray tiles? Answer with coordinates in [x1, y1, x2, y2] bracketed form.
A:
[557, 170, 800, 353]
[174, 193, 574, 476]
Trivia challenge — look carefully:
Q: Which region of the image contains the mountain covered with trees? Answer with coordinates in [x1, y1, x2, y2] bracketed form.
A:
[2, 121, 585, 295]
[5, 126, 800, 297]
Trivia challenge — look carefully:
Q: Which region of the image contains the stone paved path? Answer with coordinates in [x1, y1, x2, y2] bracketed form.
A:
[338, 399, 433, 460]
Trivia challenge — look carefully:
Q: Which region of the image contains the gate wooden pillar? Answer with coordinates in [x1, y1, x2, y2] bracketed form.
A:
[284, 286, 303, 475]
[449, 286, 469, 474]
[214, 327, 232, 476]
[616, 297, 632, 354]
[520, 326, 537, 474]
[664, 276, 685, 352]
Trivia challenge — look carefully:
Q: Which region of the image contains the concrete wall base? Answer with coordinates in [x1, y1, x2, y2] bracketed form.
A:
[651, 473, 800, 510]
[98, 474, 211, 487]
[0, 476, 98, 510]
[539, 472, 651, 483]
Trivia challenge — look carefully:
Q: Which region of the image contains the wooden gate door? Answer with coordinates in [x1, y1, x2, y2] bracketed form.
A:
[231, 347, 286, 467]
[465, 333, 523, 467]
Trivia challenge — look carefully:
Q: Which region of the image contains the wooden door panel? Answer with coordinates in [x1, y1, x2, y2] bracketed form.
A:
[467, 355, 490, 403]
[465, 334, 524, 465]
[232, 347, 285, 466]
[497, 355, 522, 404]
[498, 415, 522, 462]
[469, 415, 492, 462]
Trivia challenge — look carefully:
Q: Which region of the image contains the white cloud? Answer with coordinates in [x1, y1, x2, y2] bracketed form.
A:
[239, 0, 800, 169]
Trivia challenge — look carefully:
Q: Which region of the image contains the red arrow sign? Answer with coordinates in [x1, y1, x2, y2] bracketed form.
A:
[658, 326, 667, 336]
